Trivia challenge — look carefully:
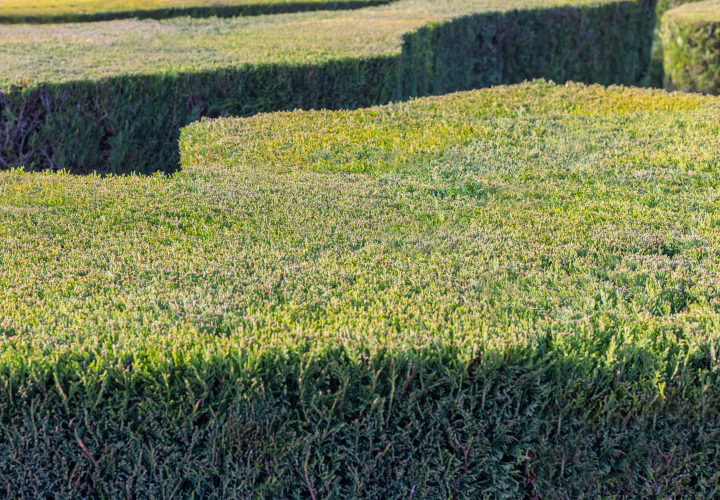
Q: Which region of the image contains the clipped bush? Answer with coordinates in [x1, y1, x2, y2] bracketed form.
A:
[642, 0, 703, 88]
[0, 0, 657, 175]
[3, 343, 719, 498]
[2, 81, 720, 497]
[662, 0, 720, 94]
[0, 0, 388, 24]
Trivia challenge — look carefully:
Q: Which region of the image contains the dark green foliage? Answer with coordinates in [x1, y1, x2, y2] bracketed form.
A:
[0, 58, 398, 174]
[662, 0, 720, 94]
[400, 0, 656, 98]
[1, 0, 659, 175]
[2, 342, 719, 498]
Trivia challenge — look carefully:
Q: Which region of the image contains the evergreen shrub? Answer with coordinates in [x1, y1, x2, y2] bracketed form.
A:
[0, 0, 657, 175]
[662, 0, 720, 94]
[1, 81, 719, 497]
[0, 0, 389, 24]
[644, 0, 703, 88]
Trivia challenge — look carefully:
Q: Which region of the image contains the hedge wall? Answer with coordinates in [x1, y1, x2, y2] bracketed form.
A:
[661, 0, 720, 94]
[399, 0, 655, 98]
[0, 0, 389, 24]
[642, 0, 703, 87]
[2, 343, 719, 498]
[0, 0, 657, 175]
[3, 78, 720, 498]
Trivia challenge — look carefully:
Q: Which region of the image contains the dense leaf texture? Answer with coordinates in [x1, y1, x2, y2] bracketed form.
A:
[0, 0, 659, 174]
[662, 0, 720, 95]
[0, 0, 391, 24]
[1, 82, 720, 497]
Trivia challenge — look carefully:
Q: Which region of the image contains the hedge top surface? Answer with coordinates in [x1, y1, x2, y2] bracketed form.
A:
[0, 0, 619, 87]
[663, 0, 720, 22]
[0, 0, 386, 23]
[1, 81, 720, 374]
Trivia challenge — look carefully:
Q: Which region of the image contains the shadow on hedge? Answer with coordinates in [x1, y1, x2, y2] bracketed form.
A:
[0, 0, 658, 175]
[0, 0, 391, 24]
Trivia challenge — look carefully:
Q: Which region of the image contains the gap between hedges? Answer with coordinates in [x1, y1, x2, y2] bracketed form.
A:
[0, 0, 659, 175]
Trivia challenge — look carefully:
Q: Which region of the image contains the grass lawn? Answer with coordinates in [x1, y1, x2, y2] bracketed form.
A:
[1, 81, 719, 497]
[0, 0, 391, 23]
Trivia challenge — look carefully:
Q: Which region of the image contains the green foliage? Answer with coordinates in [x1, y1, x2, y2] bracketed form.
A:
[0, 0, 389, 24]
[2, 81, 720, 497]
[662, 0, 720, 94]
[642, 0, 703, 88]
[0, 59, 398, 174]
[1, 0, 658, 174]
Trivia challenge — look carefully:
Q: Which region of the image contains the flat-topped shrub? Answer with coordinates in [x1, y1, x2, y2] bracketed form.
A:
[0, 0, 658, 174]
[0, 0, 390, 23]
[662, 0, 720, 94]
[1, 81, 720, 497]
[644, 0, 703, 87]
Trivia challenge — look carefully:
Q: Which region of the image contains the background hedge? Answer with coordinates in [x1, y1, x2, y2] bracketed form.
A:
[661, 0, 720, 94]
[643, 0, 701, 87]
[1, 0, 658, 175]
[0, 0, 389, 24]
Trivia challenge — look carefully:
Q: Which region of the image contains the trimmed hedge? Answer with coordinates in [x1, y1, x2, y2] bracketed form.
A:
[662, 0, 720, 94]
[2, 81, 720, 497]
[0, 58, 398, 175]
[0, 0, 390, 24]
[643, 0, 702, 88]
[0, 0, 658, 175]
[3, 343, 719, 498]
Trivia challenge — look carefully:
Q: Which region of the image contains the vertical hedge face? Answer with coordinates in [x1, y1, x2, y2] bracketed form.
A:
[628, 0, 703, 88]
[3, 81, 720, 497]
[0, 59, 399, 175]
[0, 0, 658, 175]
[662, 0, 720, 94]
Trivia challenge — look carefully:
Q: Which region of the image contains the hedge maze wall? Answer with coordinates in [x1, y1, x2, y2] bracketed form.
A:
[662, 0, 720, 94]
[0, 0, 668, 175]
[2, 1, 719, 498]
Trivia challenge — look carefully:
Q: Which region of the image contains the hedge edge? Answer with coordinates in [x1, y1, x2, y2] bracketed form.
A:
[1, 0, 657, 175]
[661, 1, 720, 94]
[2, 337, 719, 497]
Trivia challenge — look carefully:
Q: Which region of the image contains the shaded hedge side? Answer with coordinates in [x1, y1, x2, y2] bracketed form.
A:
[1, 344, 718, 498]
[0, 58, 398, 175]
[400, 0, 655, 98]
[661, 1, 720, 94]
[1, 0, 658, 175]
[643, 0, 702, 87]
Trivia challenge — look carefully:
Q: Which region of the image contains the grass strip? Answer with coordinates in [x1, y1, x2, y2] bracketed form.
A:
[661, 0, 720, 95]
[1, 0, 658, 174]
[0, 0, 390, 24]
[1, 81, 719, 497]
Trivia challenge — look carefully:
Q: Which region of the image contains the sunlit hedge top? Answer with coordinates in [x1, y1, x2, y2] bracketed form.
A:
[0, 0, 630, 87]
[0, 0, 390, 24]
[662, 0, 720, 22]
